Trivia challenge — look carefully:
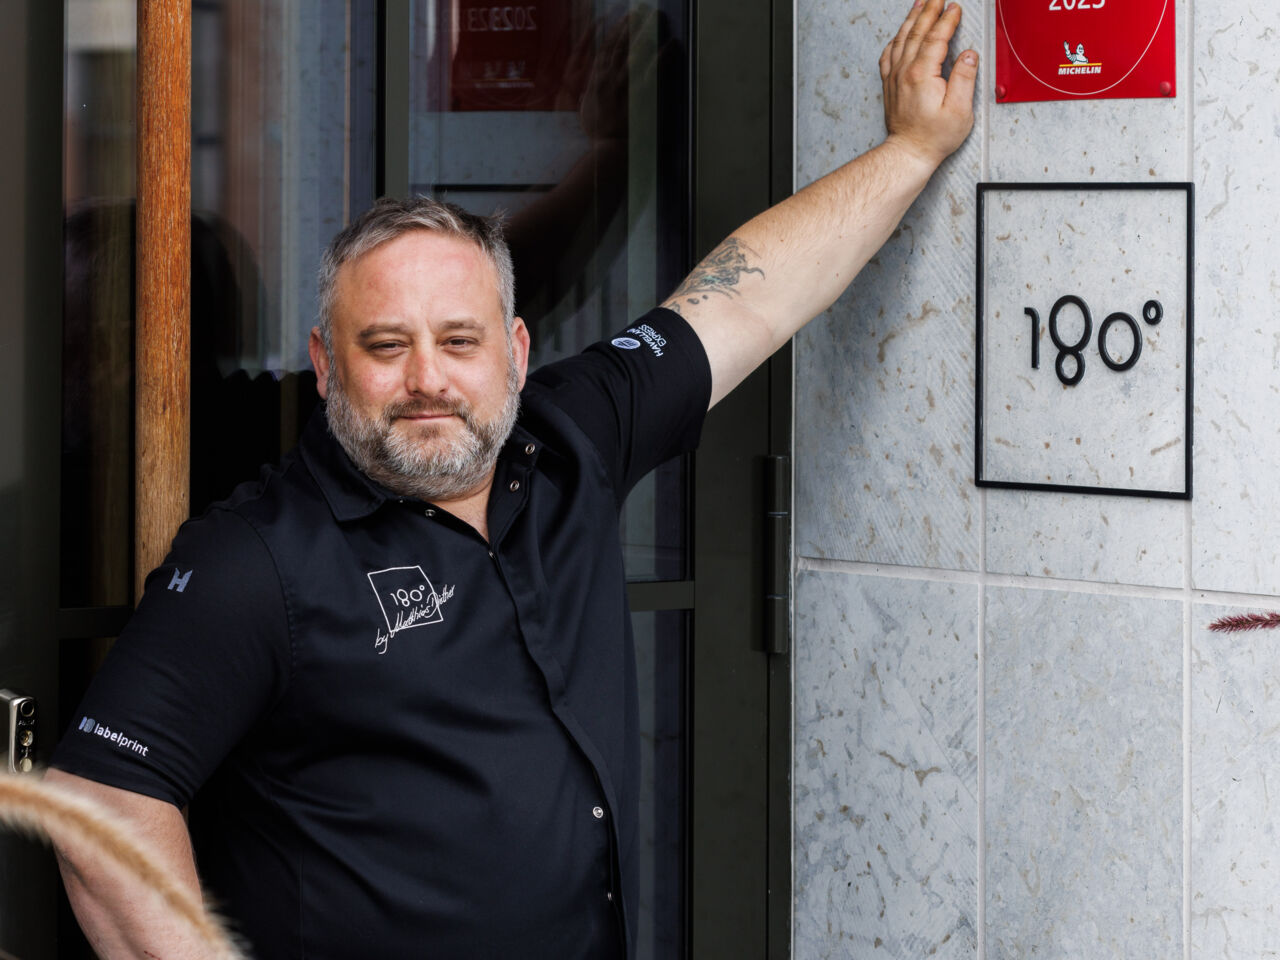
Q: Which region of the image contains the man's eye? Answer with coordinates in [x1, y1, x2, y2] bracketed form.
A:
[446, 337, 477, 348]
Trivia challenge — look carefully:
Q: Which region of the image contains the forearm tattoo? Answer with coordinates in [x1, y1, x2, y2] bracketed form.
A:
[662, 237, 764, 315]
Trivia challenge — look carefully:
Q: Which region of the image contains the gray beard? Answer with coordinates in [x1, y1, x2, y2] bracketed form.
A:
[324, 359, 521, 503]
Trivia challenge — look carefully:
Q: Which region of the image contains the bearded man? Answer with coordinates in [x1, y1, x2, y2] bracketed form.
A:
[46, 2, 978, 956]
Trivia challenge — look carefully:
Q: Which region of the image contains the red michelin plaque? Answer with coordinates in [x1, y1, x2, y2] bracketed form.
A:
[995, 0, 1176, 104]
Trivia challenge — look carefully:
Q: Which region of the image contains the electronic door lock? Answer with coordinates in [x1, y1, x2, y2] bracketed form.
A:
[1, 689, 37, 774]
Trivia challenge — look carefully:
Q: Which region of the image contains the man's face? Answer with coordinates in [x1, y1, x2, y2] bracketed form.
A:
[309, 230, 530, 502]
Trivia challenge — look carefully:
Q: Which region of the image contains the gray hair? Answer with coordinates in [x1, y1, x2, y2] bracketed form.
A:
[316, 196, 515, 354]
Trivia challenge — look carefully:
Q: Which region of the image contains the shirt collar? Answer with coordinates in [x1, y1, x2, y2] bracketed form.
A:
[298, 409, 389, 522]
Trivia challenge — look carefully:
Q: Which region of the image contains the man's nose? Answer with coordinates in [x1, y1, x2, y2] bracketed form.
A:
[405, 346, 449, 395]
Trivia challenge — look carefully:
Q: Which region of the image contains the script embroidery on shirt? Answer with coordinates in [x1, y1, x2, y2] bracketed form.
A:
[366, 565, 455, 655]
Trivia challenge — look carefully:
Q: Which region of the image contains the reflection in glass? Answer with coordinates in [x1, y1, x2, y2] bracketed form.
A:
[62, 2, 380, 609]
[408, 0, 690, 581]
[62, 0, 137, 608]
[633, 610, 688, 959]
[187, 1, 377, 508]
[192, 0, 377, 377]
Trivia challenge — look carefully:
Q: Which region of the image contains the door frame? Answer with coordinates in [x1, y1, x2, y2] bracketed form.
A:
[1, 3, 66, 958]
[687, 0, 793, 954]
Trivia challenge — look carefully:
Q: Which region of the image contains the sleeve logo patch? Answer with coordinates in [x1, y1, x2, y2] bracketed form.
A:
[77, 717, 151, 757]
[611, 336, 642, 350]
[367, 566, 455, 655]
[622, 324, 667, 357]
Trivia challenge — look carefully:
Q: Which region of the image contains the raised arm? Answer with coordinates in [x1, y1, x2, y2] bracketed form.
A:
[41, 768, 235, 959]
[663, 0, 978, 407]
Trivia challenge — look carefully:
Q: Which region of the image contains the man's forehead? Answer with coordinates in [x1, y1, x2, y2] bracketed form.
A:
[333, 230, 503, 316]
[344, 229, 494, 278]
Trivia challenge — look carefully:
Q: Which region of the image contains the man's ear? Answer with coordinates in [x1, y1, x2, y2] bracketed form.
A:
[510, 317, 532, 390]
[309, 327, 331, 399]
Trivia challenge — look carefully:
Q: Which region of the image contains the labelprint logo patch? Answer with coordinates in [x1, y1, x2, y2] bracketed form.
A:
[367, 566, 454, 655]
[611, 336, 641, 350]
[77, 717, 151, 757]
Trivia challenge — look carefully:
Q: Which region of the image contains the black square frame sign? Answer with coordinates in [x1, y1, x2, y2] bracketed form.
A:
[975, 182, 1194, 499]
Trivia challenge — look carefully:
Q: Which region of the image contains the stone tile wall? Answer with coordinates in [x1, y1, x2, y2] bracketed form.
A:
[792, 1, 1280, 956]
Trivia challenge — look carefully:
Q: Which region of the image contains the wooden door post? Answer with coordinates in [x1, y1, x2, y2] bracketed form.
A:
[135, 0, 191, 601]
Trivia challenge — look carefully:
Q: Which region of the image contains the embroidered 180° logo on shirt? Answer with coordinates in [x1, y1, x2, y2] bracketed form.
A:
[366, 566, 454, 655]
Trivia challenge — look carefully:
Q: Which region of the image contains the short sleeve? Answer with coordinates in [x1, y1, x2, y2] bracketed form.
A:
[50, 507, 291, 807]
[526, 308, 712, 499]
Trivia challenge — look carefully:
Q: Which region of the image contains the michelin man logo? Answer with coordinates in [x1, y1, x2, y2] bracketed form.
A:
[1059, 42, 1101, 75]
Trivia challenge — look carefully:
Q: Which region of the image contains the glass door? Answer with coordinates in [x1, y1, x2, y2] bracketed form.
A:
[29, 2, 789, 958]
[406, 0, 690, 583]
[405, 2, 693, 953]
[55, 3, 382, 956]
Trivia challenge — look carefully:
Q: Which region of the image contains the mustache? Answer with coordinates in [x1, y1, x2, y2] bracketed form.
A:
[382, 397, 472, 422]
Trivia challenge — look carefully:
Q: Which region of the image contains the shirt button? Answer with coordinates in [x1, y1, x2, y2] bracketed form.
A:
[424, 508, 435, 517]
[508, 480, 520, 492]
[592, 806, 605, 820]
[524, 443, 536, 455]
[606, 891, 614, 902]
[488, 550, 496, 560]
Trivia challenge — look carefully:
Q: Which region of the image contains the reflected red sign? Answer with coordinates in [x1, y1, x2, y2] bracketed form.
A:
[995, 0, 1176, 104]
[450, 2, 590, 111]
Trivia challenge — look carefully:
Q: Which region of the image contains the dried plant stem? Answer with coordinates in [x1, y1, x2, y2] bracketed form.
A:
[1206, 611, 1280, 633]
[0, 774, 245, 959]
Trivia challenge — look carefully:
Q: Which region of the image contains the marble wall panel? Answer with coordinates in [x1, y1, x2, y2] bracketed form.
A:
[1191, 604, 1280, 957]
[983, 0, 1191, 588]
[986, 491, 1185, 589]
[1190, 1, 1280, 595]
[794, 570, 979, 959]
[985, 587, 1182, 958]
[793, 1, 982, 570]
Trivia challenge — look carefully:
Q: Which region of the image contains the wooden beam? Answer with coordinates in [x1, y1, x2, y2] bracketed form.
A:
[135, 0, 191, 601]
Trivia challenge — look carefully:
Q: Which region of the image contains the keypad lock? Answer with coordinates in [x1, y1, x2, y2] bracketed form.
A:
[1, 689, 37, 774]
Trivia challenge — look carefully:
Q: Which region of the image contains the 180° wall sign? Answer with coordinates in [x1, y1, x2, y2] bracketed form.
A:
[1023, 295, 1163, 386]
[975, 183, 1193, 500]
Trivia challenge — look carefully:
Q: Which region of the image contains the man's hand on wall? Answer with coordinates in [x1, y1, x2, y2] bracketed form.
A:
[880, 0, 978, 169]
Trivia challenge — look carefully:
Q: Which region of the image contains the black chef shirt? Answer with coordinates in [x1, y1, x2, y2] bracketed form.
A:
[51, 308, 710, 959]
